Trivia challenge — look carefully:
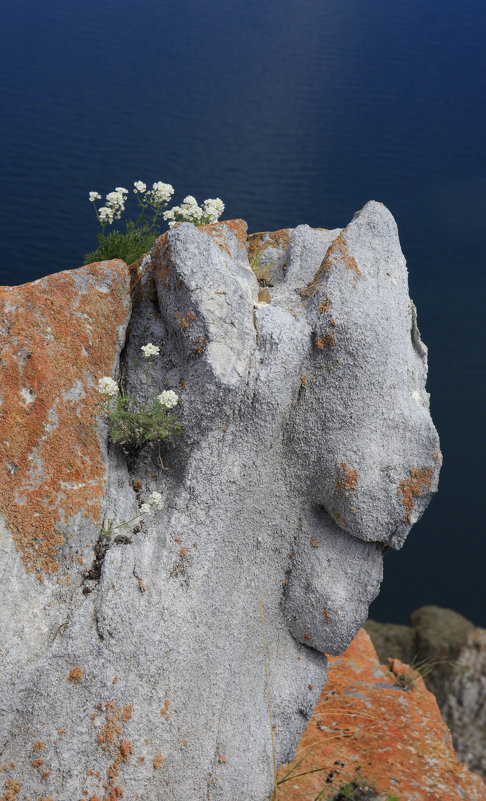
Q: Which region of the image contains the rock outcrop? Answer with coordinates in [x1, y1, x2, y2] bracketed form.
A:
[366, 606, 486, 779]
[0, 202, 441, 799]
[277, 628, 486, 801]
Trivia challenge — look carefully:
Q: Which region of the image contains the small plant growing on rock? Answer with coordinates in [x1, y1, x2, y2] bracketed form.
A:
[102, 490, 164, 538]
[85, 182, 225, 264]
[85, 182, 174, 264]
[97, 343, 182, 453]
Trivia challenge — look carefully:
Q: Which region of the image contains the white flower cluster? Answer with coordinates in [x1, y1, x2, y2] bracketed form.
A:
[89, 186, 129, 225]
[163, 196, 224, 228]
[133, 180, 174, 207]
[141, 343, 160, 358]
[98, 376, 119, 397]
[157, 390, 178, 409]
[139, 491, 164, 516]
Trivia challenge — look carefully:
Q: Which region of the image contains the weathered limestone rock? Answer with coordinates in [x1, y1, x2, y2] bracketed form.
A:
[278, 628, 486, 801]
[366, 606, 486, 779]
[0, 203, 441, 799]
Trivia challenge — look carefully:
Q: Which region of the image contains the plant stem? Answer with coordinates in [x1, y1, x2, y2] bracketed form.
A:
[103, 512, 144, 535]
[144, 363, 150, 405]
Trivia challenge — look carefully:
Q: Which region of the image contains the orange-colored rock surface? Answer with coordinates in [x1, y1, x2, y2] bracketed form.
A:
[0, 261, 131, 581]
[277, 629, 486, 801]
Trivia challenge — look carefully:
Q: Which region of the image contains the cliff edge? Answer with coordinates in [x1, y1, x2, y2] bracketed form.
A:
[0, 202, 441, 799]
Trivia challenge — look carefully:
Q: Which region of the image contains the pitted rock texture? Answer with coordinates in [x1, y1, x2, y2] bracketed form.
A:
[0, 203, 441, 800]
[366, 606, 486, 779]
[277, 629, 486, 801]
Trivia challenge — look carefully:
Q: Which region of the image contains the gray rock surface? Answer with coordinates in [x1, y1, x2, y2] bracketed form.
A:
[366, 605, 486, 779]
[0, 202, 441, 799]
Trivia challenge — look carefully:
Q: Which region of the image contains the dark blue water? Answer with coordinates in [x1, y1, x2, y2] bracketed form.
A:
[1, 0, 485, 625]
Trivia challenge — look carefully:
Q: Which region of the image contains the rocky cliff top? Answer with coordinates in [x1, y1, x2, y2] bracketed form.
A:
[0, 202, 441, 800]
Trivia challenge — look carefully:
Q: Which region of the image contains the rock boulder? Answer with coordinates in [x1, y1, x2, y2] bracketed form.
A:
[0, 202, 441, 799]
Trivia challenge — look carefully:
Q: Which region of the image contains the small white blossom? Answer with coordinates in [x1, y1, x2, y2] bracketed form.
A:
[202, 197, 225, 222]
[105, 191, 126, 219]
[134, 180, 147, 194]
[89, 191, 101, 202]
[98, 206, 115, 224]
[141, 343, 160, 358]
[158, 390, 178, 409]
[98, 376, 119, 397]
[163, 194, 224, 228]
[147, 181, 174, 206]
[139, 502, 152, 516]
[148, 491, 163, 509]
[115, 187, 129, 195]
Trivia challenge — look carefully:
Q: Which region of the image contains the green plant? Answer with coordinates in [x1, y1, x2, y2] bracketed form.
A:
[84, 219, 160, 265]
[102, 490, 164, 537]
[249, 242, 272, 273]
[86, 182, 174, 264]
[97, 343, 182, 453]
[85, 182, 226, 264]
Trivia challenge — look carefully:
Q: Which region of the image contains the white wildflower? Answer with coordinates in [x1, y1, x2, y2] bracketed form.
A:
[97, 376, 119, 397]
[158, 390, 178, 409]
[106, 191, 126, 219]
[98, 206, 115, 224]
[89, 191, 101, 202]
[139, 502, 153, 516]
[148, 491, 163, 510]
[106, 191, 125, 207]
[134, 180, 147, 194]
[146, 182, 174, 205]
[141, 343, 160, 358]
[115, 187, 129, 195]
[202, 197, 224, 222]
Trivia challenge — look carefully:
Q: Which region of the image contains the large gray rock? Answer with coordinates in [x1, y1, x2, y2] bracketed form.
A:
[0, 202, 441, 799]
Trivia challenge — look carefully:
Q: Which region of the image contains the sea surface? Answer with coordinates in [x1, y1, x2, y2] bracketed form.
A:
[1, 0, 485, 625]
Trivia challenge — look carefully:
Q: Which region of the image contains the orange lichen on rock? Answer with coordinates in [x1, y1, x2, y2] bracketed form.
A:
[315, 331, 335, 351]
[153, 753, 164, 770]
[0, 262, 130, 579]
[0, 780, 21, 801]
[336, 462, 359, 494]
[317, 297, 330, 314]
[303, 230, 362, 300]
[397, 466, 434, 523]
[177, 310, 196, 329]
[198, 219, 248, 251]
[67, 667, 84, 684]
[246, 228, 291, 265]
[32, 741, 44, 752]
[278, 629, 486, 801]
[161, 698, 170, 721]
[96, 703, 133, 794]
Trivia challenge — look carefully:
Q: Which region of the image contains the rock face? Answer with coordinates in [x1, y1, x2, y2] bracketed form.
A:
[366, 606, 486, 779]
[0, 203, 441, 800]
[277, 628, 486, 801]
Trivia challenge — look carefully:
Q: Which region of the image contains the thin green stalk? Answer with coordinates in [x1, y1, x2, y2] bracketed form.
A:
[103, 511, 143, 536]
[144, 363, 150, 405]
